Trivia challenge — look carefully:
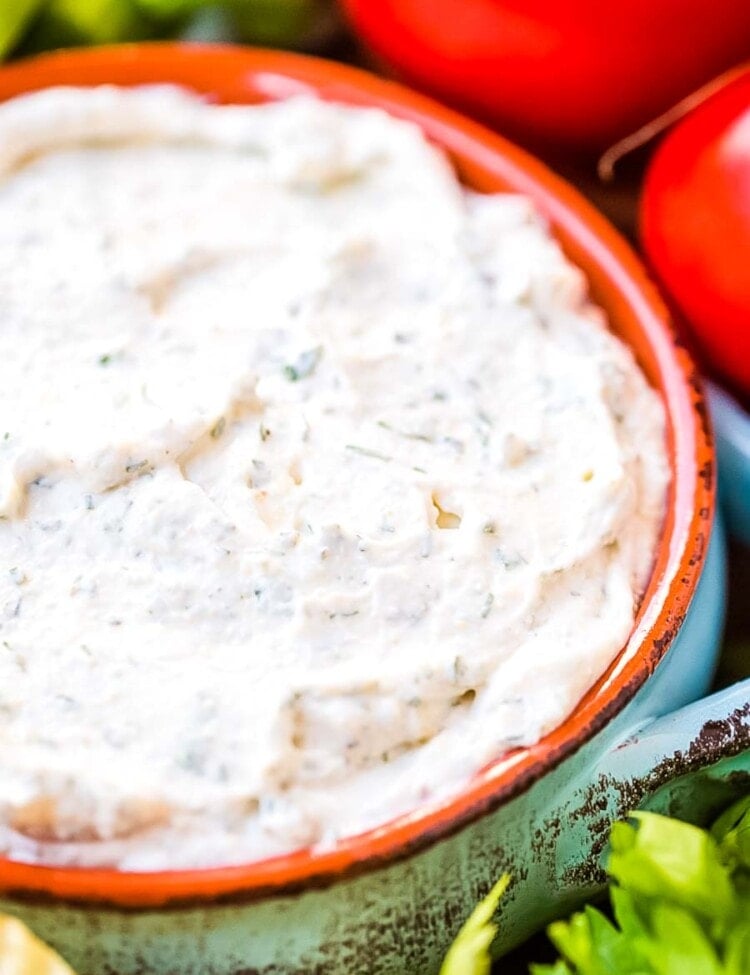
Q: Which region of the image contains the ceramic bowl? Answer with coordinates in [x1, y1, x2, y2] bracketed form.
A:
[708, 383, 750, 547]
[0, 44, 743, 975]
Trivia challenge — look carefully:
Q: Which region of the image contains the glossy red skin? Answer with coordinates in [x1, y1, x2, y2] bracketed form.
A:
[641, 71, 750, 398]
[342, 0, 750, 152]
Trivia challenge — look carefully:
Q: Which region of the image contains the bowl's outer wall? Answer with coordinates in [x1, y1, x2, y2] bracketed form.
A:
[0, 527, 733, 974]
[709, 384, 750, 547]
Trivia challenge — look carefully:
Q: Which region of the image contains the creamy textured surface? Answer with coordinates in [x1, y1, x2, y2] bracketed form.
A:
[0, 87, 669, 869]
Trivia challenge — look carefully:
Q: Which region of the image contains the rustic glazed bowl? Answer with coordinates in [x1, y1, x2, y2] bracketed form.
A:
[708, 383, 750, 547]
[0, 44, 745, 975]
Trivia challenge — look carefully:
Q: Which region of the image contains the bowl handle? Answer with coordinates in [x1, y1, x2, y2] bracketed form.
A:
[596, 678, 750, 826]
[492, 681, 750, 955]
[529, 680, 750, 930]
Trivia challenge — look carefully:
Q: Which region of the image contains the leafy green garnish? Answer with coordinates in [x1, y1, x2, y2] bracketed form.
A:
[440, 875, 510, 975]
[0, 0, 44, 58]
[712, 796, 750, 874]
[0, 0, 337, 60]
[441, 800, 750, 975]
[28, 0, 149, 48]
[533, 806, 750, 975]
[608, 812, 735, 924]
[0, 912, 77, 974]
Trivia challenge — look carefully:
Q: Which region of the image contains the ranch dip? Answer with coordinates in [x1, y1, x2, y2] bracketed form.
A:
[0, 86, 669, 869]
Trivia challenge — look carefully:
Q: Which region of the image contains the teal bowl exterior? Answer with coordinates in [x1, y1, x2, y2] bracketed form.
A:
[0, 520, 735, 975]
[709, 383, 750, 547]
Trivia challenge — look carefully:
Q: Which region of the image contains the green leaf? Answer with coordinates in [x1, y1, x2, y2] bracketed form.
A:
[711, 796, 750, 872]
[543, 906, 650, 975]
[25, 0, 149, 49]
[546, 911, 604, 974]
[530, 962, 572, 975]
[609, 886, 645, 938]
[226, 0, 336, 50]
[608, 813, 736, 925]
[0, 0, 45, 59]
[642, 903, 723, 975]
[724, 921, 750, 975]
[442, 799, 750, 975]
[0, 912, 78, 974]
[526, 806, 750, 975]
[439, 875, 509, 975]
[133, 0, 201, 16]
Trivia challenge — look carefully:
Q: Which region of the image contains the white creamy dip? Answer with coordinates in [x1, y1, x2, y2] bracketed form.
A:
[0, 86, 669, 869]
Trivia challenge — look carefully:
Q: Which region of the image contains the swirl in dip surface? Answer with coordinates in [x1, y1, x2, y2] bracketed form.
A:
[0, 87, 669, 869]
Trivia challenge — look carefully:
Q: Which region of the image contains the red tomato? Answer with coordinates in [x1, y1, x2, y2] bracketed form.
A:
[641, 70, 750, 398]
[341, 0, 750, 152]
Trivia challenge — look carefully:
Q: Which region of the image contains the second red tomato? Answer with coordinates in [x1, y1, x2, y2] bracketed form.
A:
[641, 69, 750, 400]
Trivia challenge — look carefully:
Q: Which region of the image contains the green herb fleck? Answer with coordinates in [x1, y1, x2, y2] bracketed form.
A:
[283, 346, 322, 382]
[210, 416, 226, 439]
[475, 410, 492, 447]
[346, 444, 392, 463]
[377, 420, 433, 443]
[495, 548, 526, 570]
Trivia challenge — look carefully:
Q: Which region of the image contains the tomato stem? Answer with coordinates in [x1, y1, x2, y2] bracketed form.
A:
[598, 62, 750, 182]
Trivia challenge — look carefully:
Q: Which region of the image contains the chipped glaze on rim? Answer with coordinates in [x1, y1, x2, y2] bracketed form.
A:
[0, 44, 714, 908]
